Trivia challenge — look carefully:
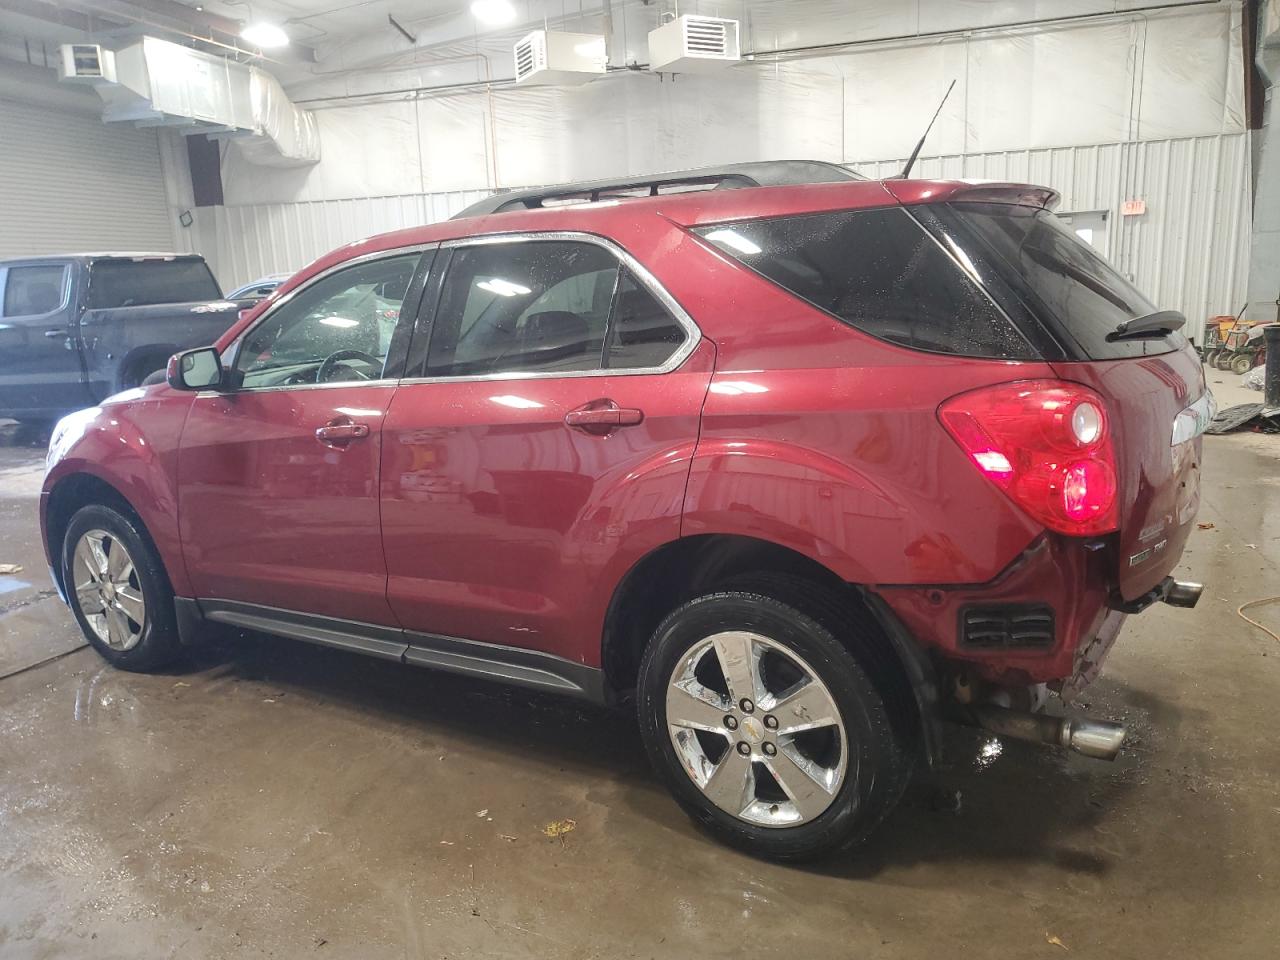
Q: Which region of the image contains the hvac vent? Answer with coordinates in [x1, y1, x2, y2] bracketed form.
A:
[648, 15, 741, 74]
[513, 30, 606, 86]
[56, 43, 117, 84]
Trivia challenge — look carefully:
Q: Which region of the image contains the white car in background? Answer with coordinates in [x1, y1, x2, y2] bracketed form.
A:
[226, 273, 291, 302]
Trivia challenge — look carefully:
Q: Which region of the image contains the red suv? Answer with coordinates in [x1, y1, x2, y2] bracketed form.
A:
[41, 162, 1209, 860]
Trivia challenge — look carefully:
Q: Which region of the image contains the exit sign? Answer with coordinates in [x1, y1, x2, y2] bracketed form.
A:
[1121, 199, 1147, 216]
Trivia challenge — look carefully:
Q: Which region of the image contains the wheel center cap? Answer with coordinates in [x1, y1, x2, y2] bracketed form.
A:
[102, 582, 115, 602]
[740, 715, 765, 744]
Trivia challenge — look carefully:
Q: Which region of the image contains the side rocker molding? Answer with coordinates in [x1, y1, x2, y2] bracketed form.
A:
[190, 598, 606, 702]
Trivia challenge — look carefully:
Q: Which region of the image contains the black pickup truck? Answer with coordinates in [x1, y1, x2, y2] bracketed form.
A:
[0, 253, 245, 424]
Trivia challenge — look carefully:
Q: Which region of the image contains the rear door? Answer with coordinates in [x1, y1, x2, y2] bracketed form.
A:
[0, 260, 92, 416]
[380, 234, 711, 665]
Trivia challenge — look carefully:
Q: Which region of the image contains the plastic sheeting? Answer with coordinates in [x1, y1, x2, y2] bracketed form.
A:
[222, 3, 1243, 203]
[94, 36, 318, 168]
[239, 67, 321, 168]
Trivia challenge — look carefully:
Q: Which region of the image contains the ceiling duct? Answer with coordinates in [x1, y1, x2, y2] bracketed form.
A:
[63, 37, 319, 167]
[648, 15, 741, 73]
[513, 30, 607, 85]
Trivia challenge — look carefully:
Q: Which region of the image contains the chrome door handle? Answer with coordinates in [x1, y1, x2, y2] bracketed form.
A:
[315, 421, 370, 446]
[44, 329, 68, 339]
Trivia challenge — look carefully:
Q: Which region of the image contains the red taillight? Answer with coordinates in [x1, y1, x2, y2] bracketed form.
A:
[939, 380, 1119, 536]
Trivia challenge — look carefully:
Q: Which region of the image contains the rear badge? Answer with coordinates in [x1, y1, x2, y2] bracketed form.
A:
[1128, 540, 1166, 567]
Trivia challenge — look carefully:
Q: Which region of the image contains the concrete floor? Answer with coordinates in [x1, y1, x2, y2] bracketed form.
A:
[1, 392, 1278, 959]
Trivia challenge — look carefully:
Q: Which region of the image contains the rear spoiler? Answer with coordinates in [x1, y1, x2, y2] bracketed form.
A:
[884, 181, 1060, 210]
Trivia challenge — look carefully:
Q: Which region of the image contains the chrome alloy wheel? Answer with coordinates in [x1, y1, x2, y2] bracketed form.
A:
[665, 631, 848, 827]
[72, 529, 146, 651]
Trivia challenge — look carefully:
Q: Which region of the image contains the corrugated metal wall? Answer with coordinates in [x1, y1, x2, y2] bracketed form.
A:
[849, 134, 1253, 338]
[0, 97, 174, 258]
[195, 190, 490, 291]
[199, 133, 1250, 340]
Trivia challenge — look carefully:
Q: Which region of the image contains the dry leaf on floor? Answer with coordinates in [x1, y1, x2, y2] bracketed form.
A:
[1197, 522, 1215, 530]
[1046, 933, 1069, 950]
[498, 834, 518, 842]
[475, 808, 488, 818]
[0, 563, 23, 574]
[542, 819, 577, 839]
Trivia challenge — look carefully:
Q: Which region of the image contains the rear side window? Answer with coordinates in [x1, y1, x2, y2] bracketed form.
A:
[2, 263, 67, 316]
[695, 208, 1035, 359]
[87, 258, 222, 309]
[946, 203, 1174, 358]
[606, 270, 687, 369]
[428, 241, 618, 377]
[423, 240, 690, 378]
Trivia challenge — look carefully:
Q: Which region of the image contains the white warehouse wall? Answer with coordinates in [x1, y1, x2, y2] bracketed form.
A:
[185, 1, 1250, 334]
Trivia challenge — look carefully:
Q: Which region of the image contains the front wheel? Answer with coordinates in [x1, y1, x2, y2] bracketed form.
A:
[62, 503, 182, 671]
[637, 585, 912, 861]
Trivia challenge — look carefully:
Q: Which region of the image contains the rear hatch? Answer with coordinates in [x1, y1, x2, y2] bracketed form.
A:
[938, 200, 1209, 600]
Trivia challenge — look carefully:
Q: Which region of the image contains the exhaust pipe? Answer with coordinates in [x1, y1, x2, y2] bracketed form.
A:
[1163, 579, 1203, 608]
[969, 705, 1127, 761]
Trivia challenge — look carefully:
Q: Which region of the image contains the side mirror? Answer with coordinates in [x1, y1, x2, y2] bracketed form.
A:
[167, 346, 224, 391]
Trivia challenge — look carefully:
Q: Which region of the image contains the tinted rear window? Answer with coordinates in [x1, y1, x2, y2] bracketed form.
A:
[87, 259, 222, 309]
[695, 207, 1036, 360]
[947, 203, 1178, 358]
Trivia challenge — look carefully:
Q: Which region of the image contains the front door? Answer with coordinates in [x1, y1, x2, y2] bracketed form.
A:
[380, 236, 712, 665]
[0, 260, 92, 417]
[178, 250, 427, 626]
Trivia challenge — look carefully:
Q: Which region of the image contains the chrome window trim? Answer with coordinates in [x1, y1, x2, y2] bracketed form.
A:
[221, 243, 437, 395]
[395, 230, 702, 384]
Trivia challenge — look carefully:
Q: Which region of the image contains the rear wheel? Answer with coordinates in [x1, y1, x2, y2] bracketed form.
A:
[1202, 348, 1221, 369]
[1215, 350, 1235, 371]
[1231, 353, 1255, 375]
[63, 503, 181, 671]
[637, 583, 913, 861]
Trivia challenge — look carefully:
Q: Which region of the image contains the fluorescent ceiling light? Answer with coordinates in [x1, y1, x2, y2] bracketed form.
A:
[241, 22, 290, 49]
[471, 0, 517, 26]
[477, 277, 532, 297]
[319, 315, 359, 328]
[704, 228, 762, 256]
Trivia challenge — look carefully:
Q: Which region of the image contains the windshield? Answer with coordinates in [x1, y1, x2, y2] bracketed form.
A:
[945, 202, 1179, 359]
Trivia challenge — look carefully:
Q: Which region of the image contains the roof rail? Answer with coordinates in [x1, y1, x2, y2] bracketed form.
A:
[450, 160, 864, 219]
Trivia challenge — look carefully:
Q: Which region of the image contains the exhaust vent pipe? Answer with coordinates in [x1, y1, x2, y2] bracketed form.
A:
[969, 705, 1127, 761]
[1163, 579, 1203, 608]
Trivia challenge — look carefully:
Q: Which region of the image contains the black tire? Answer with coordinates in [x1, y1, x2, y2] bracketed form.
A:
[119, 355, 169, 391]
[1202, 348, 1221, 369]
[637, 578, 914, 861]
[62, 503, 182, 671]
[1215, 351, 1235, 371]
[1231, 353, 1254, 375]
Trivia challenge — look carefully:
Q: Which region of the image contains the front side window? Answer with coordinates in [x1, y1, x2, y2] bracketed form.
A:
[2, 263, 68, 317]
[695, 207, 1036, 360]
[87, 258, 221, 309]
[237, 253, 419, 388]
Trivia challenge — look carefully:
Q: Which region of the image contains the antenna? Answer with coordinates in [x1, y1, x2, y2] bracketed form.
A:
[899, 80, 956, 179]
